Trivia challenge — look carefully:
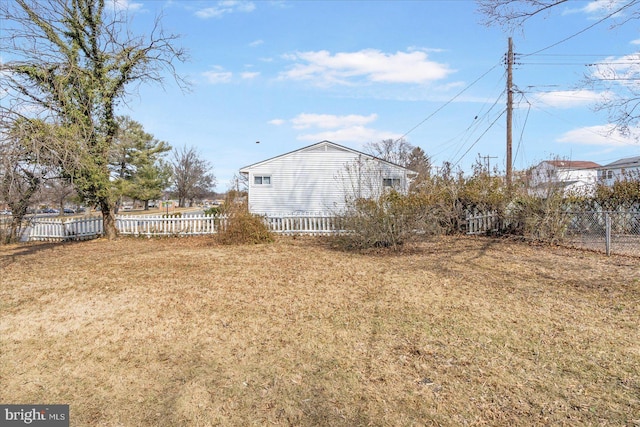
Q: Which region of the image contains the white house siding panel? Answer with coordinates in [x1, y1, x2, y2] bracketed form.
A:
[248, 150, 355, 215]
[530, 161, 599, 197]
[244, 143, 409, 215]
[599, 156, 640, 186]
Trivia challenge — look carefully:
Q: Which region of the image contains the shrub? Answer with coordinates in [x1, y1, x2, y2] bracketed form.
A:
[505, 191, 572, 243]
[334, 190, 432, 251]
[203, 206, 221, 216]
[215, 202, 273, 245]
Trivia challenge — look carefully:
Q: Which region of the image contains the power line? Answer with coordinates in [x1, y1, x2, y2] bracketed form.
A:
[453, 109, 506, 169]
[523, 53, 634, 57]
[395, 60, 503, 142]
[444, 88, 506, 164]
[520, 0, 639, 57]
[514, 98, 531, 168]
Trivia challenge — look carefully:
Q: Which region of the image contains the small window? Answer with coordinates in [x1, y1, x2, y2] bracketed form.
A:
[383, 178, 401, 188]
[254, 175, 271, 185]
[607, 170, 613, 179]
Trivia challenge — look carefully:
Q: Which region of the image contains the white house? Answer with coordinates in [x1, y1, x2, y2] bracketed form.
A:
[529, 160, 601, 197]
[598, 156, 640, 185]
[239, 140, 416, 215]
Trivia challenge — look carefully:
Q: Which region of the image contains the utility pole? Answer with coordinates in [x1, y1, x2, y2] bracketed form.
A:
[506, 37, 514, 192]
[480, 154, 498, 177]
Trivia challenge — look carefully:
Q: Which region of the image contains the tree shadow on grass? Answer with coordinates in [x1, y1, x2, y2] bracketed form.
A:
[0, 239, 95, 269]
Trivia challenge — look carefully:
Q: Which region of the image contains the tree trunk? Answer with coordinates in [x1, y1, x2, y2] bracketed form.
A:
[5, 217, 21, 244]
[100, 201, 118, 240]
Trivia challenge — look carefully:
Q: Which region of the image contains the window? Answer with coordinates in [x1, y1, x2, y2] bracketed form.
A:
[383, 178, 401, 188]
[254, 175, 271, 185]
[607, 170, 613, 179]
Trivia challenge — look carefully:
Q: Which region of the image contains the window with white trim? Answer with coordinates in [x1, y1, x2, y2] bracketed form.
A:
[254, 175, 271, 185]
[383, 178, 401, 188]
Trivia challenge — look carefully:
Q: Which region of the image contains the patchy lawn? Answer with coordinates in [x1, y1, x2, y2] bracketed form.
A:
[1, 236, 638, 426]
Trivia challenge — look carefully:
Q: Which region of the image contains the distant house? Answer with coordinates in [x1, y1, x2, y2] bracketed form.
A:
[529, 160, 601, 197]
[598, 156, 640, 185]
[239, 140, 416, 215]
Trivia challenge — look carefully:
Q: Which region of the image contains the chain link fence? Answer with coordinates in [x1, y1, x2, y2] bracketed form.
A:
[564, 210, 640, 257]
[466, 209, 640, 257]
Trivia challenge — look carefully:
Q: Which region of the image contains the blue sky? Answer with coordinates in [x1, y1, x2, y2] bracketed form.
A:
[116, 0, 639, 189]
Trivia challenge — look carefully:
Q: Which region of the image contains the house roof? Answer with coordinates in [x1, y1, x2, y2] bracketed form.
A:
[543, 160, 601, 170]
[602, 156, 640, 168]
[239, 140, 416, 174]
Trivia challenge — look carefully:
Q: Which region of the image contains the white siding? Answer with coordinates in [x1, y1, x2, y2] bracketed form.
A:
[598, 157, 640, 186]
[530, 161, 598, 197]
[241, 142, 410, 215]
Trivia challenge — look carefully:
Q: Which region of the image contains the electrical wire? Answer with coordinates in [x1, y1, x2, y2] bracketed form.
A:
[520, 0, 639, 57]
[437, 88, 506, 157]
[447, 88, 506, 164]
[395, 59, 503, 142]
[514, 97, 531, 167]
[453, 109, 506, 168]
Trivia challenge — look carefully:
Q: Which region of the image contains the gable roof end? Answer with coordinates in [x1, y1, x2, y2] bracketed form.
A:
[239, 140, 416, 174]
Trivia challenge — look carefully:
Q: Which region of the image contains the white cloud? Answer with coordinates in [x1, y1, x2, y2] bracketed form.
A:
[108, 0, 143, 11]
[591, 53, 640, 81]
[631, 39, 640, 45]
[297, 127, 401, 144]
[196, 1, 255, 18]
[249, 39, 264, 47]
[557, 124, 639, 146]
[203, 67, 233, 84]
[273, 113, 399, 145]
[563, 0, 628, 17]
[241, 71, 260, 79]
[291, 113, 377, 130]
[532, 89, 602, 108]
[280, 49, 453, 86]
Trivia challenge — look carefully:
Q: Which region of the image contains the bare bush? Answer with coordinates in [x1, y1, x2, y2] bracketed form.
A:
[215, 201, 273, 245]
[335, 191, 432, 251]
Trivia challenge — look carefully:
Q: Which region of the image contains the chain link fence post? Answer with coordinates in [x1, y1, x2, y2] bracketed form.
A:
[605, 212, 611, 256]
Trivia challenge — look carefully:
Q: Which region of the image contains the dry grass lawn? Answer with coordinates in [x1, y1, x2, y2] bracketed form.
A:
[1, 236, 638, 426]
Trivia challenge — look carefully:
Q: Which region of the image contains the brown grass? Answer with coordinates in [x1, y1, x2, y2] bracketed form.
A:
[1, 236, 638, 426]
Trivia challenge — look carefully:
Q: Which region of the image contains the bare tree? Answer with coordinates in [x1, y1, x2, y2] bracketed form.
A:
[477, 0, 570, 29]
[0, 0, 187, 239]
[171, 146, 216, 207]
[364, 138, 416, 167]
[477, 0, 640, 138]
[406, 146, 431, 191]
[43, 178, 77, 215]
[0, 119, 49, 243]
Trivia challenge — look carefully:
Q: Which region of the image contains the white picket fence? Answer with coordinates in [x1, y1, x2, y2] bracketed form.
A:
[28, 213, 341, 241]
[466, 211, 501, 235]
[263, 214, 341, 235]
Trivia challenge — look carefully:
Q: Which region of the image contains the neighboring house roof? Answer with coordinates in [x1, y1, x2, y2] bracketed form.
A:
[602, 156, 640, 169]
[543, 160, 601, 169]
[239, 140, 417, 174]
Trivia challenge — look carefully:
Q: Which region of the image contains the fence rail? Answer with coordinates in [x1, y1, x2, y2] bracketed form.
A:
[263, 214, 341, 235]
[465, 209, 640, 257]
[27, 213, 342, 241]
[24, 210, 640, 257]
[466, 211, 500, 235]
